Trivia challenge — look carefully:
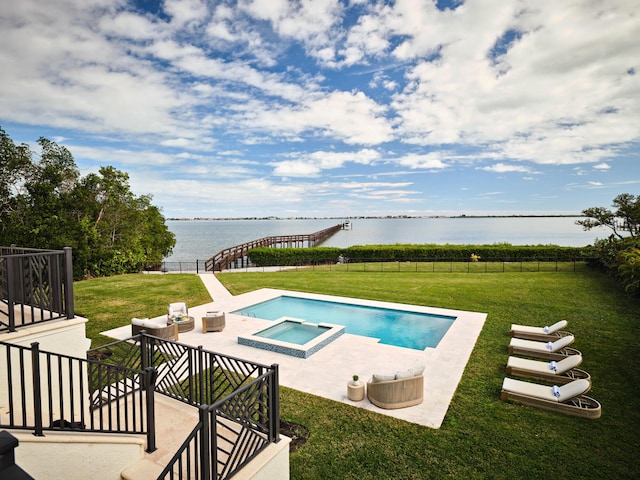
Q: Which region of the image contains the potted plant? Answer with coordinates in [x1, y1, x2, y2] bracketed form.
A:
[351, 374, 360, 386]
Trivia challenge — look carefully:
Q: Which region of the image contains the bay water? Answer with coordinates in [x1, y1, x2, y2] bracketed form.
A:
[164, 217, 607, 263]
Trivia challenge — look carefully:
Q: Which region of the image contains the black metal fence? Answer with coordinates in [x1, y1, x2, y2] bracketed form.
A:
[1, 334, 281, 479]
[89, 334, 280, 480]
[302, 257, 594, 273]
[146, 260, 207, 273]
[0, 246, 74, 332]
[0, 340, 156, 450]
[152, 257, 594, 274]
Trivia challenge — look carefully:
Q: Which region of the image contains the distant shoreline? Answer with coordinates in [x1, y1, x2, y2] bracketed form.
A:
[167, 214, 584, 221]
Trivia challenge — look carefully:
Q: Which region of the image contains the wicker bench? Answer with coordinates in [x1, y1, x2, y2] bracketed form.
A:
[131, 317, 178, 341]
[367, 368, 424, 409]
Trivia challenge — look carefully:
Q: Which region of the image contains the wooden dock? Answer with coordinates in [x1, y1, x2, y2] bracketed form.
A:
[204, 223, 347, 272]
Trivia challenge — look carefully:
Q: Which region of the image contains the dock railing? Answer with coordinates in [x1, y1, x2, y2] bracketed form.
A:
[204, 223, 344, 272]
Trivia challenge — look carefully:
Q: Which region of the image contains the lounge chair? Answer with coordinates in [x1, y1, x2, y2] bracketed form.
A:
[508, 334, 581, 360]
[500, 377, 601, 418]
[202, 311, 225, 333]
[506, 355, 590, 384]
[167, 302, 188, 321]
[510, 320, 571, 341]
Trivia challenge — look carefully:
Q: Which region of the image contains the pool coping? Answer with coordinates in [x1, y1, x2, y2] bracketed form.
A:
[102, 274, 487, 429]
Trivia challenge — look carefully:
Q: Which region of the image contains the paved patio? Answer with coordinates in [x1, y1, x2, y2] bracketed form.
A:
[102, 272, 486, 428]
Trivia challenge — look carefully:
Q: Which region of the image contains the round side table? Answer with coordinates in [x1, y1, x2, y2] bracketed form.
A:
[347, 382, 365, 401]
[170, 316, 195, 333]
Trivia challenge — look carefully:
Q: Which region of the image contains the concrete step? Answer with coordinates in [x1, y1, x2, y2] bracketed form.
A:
[120, 394, 200, 479]
[120, 459, 165, 480]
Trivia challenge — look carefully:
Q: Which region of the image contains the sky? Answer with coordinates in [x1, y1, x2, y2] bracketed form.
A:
[1, 0, 639, 219]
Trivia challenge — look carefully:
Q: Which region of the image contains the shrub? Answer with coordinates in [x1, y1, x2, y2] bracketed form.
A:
[618, 247, 640, 295]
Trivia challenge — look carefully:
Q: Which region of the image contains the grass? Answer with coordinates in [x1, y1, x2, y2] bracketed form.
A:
[74, 273, 211, 347]
[281, 259, 591, 274]
[74, 267, 640, 479]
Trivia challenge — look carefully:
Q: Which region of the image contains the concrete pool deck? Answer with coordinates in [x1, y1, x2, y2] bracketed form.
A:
[102, 272, 487, 428]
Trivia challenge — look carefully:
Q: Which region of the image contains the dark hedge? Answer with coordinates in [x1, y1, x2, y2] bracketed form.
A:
[248, 244, 591, 266]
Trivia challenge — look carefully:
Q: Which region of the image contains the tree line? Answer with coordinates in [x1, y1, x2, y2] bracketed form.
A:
[0, 126, 175, 279]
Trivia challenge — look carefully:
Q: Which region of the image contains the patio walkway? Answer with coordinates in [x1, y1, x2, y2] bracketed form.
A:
[103, 272, 486, 428]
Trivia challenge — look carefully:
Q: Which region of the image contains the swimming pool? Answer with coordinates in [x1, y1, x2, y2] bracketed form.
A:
[232, 295, 456, 350]
[237, 318, 345, 358]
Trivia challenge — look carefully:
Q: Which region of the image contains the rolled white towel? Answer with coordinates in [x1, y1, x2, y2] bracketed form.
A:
[546, 341, 554, 351]
[549, 361, 558, 372]
[552, 385, 561, 399]
[543, 325, 550, 333]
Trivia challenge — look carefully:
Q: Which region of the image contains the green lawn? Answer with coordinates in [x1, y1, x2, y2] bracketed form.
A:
[75, 268, 640, 479]
[74, 273, 212, 347]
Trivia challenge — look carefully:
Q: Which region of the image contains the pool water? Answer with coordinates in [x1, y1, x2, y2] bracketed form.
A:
[233, 295, 456, 350]
[254, 320, 330, 345]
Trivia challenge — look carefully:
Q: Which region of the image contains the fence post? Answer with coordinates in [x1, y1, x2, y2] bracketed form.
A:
[143, 367, 157, 453]
[269, 363, 280, 443]
[6, 252, 16, 332]
[197, 346, 205, 405]
[30, 342, 44, 436]
[63, 247, 75, 319]
[200, 405, 212, 480]
[140, 333, 149, 371]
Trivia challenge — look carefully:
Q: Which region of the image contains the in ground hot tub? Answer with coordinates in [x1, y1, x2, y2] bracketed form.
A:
[237, 317, 344, 358]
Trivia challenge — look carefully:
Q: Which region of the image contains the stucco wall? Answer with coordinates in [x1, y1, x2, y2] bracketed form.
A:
[13, 431, 145, 480]
[234, 436, 291, 480]
[1, 316, 92, 356]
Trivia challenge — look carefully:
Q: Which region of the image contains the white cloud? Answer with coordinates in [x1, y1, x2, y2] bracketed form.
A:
[246, 91, 393, 145]
[240, 0, 344, 64]
[68, 145, 181, 167]
[164, 0, 209, 29]
[98, 11, 165, 40]
[147, 40, 312, 104]
[206, 21, 237, 42]
[394, 153, 448, 170]
[480, 163, 531, 173]
[593, 162, 611, 170]
[272, 149, 381, 176]
[0, 3, 198, 140]
[160, 138, 192, 147]
[386, 1, 640, 165]
[340, 181, 413, 190]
